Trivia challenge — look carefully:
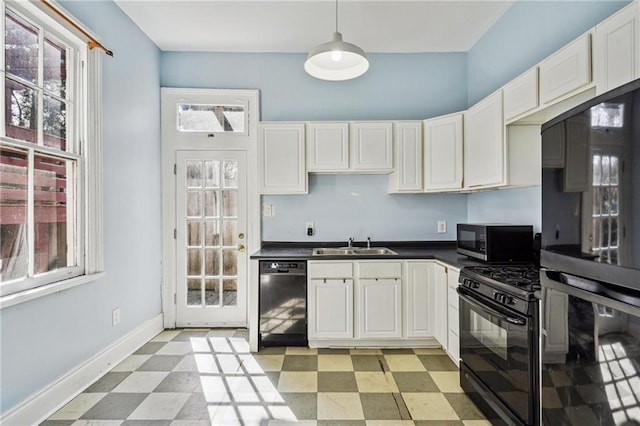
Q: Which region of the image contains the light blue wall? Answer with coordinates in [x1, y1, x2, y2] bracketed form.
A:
[467, 186, 542, 233]
[162, 52, 468, 121]
[162, 51, 470, 240]
[263, 175, 468, 242]
[0, 1, 162, 415]
[467, 0, 630, 106]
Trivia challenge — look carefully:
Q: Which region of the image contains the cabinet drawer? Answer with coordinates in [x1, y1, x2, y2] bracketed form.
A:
[359, 261, 403, 278]
[308, 261, 354, 278]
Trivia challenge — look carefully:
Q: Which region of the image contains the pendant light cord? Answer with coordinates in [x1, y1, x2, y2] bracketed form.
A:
[335, 0, 339, 32]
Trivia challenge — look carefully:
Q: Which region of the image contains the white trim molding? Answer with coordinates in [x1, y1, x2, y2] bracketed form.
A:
[0, 314, 163, 426]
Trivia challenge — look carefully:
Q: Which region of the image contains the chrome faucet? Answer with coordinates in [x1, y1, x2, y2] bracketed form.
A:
[347, 237, 354, 248]
[366, 236, 371, 249]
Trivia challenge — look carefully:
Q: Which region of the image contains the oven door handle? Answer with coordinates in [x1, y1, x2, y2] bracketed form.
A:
[457, 287, 527, 326]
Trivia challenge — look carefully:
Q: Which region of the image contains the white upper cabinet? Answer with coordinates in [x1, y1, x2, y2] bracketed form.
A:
[540, 33, 592, 105]
[503, 67, 539, 121]
[594, 2, 640, 95]
[389, 121, 423, 193]
[464, 91, 505, 189]
[306, 122, 350, 172]
[258, 122, 307, 194]
[350, 122, 394, 171]
[424, 113, 463, 192]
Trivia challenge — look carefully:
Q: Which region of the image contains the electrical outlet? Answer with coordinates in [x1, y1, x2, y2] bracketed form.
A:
[112, 308, 121, 326]
[437, 221, 447, 234]
[306, 222, 314, 236]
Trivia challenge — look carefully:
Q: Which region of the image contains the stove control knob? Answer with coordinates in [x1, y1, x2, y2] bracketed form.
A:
[473, 281, 480, 289]
[505, 296, 514, 305]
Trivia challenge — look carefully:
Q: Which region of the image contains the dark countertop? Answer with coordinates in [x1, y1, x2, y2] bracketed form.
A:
[251, 241, 485, 270]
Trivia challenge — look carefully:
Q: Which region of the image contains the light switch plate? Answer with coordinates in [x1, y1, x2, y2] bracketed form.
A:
[437, 221, 447, 234]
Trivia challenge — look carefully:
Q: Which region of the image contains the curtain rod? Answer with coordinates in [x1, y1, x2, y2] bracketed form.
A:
[39, 0, 113, 57]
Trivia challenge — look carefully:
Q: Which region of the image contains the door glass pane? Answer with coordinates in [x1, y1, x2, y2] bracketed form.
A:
[223, 190, 237, 217]
[43, 96, 67, 150]
[223, 279, 237, 306]
[205, 279, 220, 306]
[222, 220, 237, 246]
[187, 221, 201, 246]
[0, 146, 29, 282]
[177, 104, 245, 133]
[204, 190, 219, 217]
[5, 78, 38, 143]
[205, 248, 219, 276]
[593, 155, 602, 186]
[186, 160, 202, 187]
[223, 160, 238, 188]
[187, 278, 201, 306]
[204, 221, 220, 246]
[5, 11, 39, 84]
[187, 248, 202, 275]
[34, 155, 73, 275]
[44, 38, 66, 97]
[223, 250, 237, 275]
[602, 156, 611, 185]
[204, 160, 220, 188]
[187, 191, 201, 217]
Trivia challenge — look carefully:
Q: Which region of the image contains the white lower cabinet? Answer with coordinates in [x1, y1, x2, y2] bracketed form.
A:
[308, 259, 458, 348]
[433, 262, 449, 347]
[404, 261, 435, 338]
[308, 261, 354, 339]
[446, 266, 461, 365]
[358, 278, 402, 338]
[309, 278, 354, 339]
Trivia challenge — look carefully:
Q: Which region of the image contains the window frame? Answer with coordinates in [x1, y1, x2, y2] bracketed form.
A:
[0, 0, 103, 308]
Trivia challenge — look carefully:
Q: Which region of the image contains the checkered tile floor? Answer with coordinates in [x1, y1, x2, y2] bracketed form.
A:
[42, 329, 489, 425]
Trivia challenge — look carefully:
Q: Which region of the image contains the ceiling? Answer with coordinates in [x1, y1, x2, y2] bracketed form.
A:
[114, 0, 514, 53]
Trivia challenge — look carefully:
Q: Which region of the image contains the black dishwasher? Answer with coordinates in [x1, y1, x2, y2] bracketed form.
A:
[259, 261, 307, 347]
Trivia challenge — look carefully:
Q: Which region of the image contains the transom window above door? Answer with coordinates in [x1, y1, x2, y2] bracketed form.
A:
[177, 103, 247, 134]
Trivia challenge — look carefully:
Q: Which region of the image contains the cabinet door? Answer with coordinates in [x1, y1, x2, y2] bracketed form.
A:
[594, 2, 640, 95]
[433, 263, 448, 348]
[358, 278, 402, 338]
[350, 122, 393, 171]
[389, 122, 423, 192]
[540, 33, 592, 105]
[308, 278, 353, 339]
[424, 114, 463, 191]
[503, 67, 538, 121]
[404, 261, 434, 338]
[446, 268, 460, 364]
[258, 123, 307, 194]
[306, 122, 350, 171]
[464, 91, 505, 189]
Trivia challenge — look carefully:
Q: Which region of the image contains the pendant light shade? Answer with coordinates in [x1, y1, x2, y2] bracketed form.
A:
[304, 1, 369, 81]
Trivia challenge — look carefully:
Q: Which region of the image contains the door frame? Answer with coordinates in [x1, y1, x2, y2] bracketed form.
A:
[160, 88, 260, 330]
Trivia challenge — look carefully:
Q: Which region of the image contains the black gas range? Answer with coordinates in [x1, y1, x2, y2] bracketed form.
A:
[458, 263, 540, 426]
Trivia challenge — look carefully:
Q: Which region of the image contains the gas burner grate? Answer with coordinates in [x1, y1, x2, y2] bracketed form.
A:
[466, 265, 541, 289]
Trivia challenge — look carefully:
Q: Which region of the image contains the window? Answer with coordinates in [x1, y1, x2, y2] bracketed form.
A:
[1, 2, 102, 301]
[592, 153, 620, 264]
[177, 103, 247, 134]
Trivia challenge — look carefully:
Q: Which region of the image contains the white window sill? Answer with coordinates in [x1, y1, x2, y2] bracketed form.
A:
[0, 272, 105, 309]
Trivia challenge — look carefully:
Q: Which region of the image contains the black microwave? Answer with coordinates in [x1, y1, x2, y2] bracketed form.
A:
[457, 224, 534, 262]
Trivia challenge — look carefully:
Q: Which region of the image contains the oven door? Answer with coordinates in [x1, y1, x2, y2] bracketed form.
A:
[458, 286, 538, 425]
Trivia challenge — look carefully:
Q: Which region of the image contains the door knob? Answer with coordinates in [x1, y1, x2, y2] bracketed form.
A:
[238, 232, 245, 240]
[237, 244, 245, 252]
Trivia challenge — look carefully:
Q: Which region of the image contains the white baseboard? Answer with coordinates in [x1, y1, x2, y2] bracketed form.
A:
[1, 313, 164, 426]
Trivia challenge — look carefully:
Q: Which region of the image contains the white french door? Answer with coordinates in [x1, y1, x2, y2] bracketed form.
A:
[175, 150, 247, 326]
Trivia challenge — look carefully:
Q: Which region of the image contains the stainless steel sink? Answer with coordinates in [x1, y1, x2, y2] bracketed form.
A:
[312, 247, 397, 256]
